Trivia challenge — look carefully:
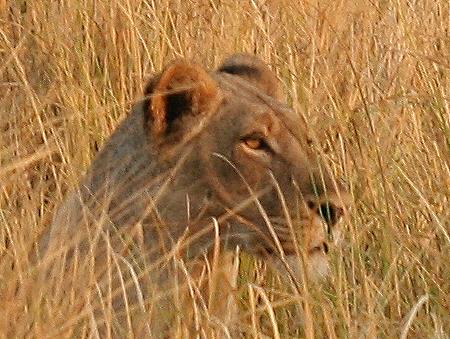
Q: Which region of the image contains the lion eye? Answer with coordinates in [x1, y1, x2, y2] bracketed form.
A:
[241, 134, 273, 153]
[244, 137, 263, 149]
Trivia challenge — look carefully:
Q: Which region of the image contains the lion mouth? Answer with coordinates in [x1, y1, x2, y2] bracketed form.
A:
[267, 217, 332, 255]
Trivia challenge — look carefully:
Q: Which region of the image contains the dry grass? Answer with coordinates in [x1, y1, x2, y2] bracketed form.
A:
[1, 0, 449, 337]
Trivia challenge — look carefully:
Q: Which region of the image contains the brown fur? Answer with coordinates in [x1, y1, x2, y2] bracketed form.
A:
[40, 54, 350, 336]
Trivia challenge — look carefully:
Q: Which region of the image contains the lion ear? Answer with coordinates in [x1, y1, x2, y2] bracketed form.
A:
[217, 54, 285, 102]
[145, 62, 220, 136]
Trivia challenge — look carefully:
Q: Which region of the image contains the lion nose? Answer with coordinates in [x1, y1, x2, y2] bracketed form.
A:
[319, 202, 344, 227]
[307, 201, 344, 228]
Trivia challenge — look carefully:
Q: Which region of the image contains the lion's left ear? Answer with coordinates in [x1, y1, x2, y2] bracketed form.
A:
[217, 54, 286, 102]
[145, 62, 220, 137]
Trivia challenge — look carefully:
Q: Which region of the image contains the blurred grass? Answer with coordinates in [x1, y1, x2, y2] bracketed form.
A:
[0, 0, 449, 337]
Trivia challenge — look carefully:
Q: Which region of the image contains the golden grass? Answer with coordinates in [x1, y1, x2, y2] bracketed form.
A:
[1, 0, 449, 337]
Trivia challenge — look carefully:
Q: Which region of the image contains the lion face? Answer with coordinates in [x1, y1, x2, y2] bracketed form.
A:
[141, 55, 350, 280]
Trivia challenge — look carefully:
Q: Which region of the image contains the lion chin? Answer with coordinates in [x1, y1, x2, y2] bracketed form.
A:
[272, 252, 331, 284]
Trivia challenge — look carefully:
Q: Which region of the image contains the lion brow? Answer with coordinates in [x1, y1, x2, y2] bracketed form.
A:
[219, 73, 308, 144]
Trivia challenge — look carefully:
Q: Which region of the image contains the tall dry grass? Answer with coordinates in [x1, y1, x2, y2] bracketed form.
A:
[1, 0, 449, 337]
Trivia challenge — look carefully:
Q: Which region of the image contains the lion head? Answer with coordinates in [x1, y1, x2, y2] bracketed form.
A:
[47, 54, 350, 284]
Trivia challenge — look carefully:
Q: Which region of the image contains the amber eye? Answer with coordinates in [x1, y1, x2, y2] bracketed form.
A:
[241, 134, 272, 152]
[244, 137, 263, 149]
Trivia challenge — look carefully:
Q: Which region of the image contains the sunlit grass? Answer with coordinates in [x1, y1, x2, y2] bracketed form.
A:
[1, 0, 449, 337]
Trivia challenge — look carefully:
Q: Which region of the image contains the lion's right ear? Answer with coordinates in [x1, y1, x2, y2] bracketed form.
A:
[217, 54, 285, 102]
[145, 62, 220, 136]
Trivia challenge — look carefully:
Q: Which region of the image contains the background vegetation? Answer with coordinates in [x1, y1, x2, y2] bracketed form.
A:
[1, 0, 448, 337]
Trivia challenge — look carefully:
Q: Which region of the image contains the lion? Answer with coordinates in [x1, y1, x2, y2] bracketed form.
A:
[40, 54, 349, 337]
